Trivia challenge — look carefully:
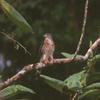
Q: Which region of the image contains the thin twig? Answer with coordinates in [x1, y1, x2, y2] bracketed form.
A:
[83, 37, 100, 60]
[0, 32, 31, 55]
[73, 0, 89, 59]
[72, 93, 78, 100]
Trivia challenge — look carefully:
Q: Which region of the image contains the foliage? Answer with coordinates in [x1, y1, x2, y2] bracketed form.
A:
[0, 84, 35, 99]
[61, 52, 82, 58]
[0, 0, 99, 100]
[0, 0, 33, 33]
[40, 54, 100, 100]
[40, 74, 66, 93]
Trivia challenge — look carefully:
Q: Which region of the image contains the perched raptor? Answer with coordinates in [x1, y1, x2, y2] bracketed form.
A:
[40, 33, 55, 64]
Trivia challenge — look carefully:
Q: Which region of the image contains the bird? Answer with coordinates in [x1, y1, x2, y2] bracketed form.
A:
[40, 33, 55, 64]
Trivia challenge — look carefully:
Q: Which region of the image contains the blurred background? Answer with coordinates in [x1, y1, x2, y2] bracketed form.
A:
[0, 0, 100, 100]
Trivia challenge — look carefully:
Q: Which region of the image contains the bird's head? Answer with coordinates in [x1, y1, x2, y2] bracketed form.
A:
[44, 33, 52, 39]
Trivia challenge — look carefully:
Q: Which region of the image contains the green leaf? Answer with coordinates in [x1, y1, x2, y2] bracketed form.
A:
[64, 71, 87, 92]
[77, 83, 100, 100]
[77, 89, 100, 100]
[92, 54, 100, 62]
[84, 83, 100, 91]
[40, 74, 66, 93]
[87, 72, 100, 84]
[61, 52, 82, 58]
[0, 0, 33, 32]
[0, 84, 35, 99]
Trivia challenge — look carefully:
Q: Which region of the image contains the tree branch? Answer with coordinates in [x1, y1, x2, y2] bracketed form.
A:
[0, 37, 100, 90]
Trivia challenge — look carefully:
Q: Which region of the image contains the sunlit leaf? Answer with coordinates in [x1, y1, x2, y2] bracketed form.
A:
[0, 0, 33, 32]
[64, 70, 87, 92]
[40, 74, 66, 93]
[61, 52, 82, 58]
[0, 84, 35, 99]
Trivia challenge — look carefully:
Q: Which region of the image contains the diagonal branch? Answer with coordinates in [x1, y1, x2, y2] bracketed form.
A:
[0, 37, 100, 90]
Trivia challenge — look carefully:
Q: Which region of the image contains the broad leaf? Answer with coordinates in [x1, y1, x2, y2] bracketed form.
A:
[61, 52, 82, 58]
[0, 0, 33, 32]
[77, 83, 100, 100]
[92, 54, 100, 62]
[64, 70, 87, 92]
[0, 84, 35, 99]
[40, 75, 66, 93]
[84, 82, 100, 91]
[77, 89, 100, 100]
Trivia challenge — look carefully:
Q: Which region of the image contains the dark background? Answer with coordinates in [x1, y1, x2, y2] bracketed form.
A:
[0, 0, 100, 100]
